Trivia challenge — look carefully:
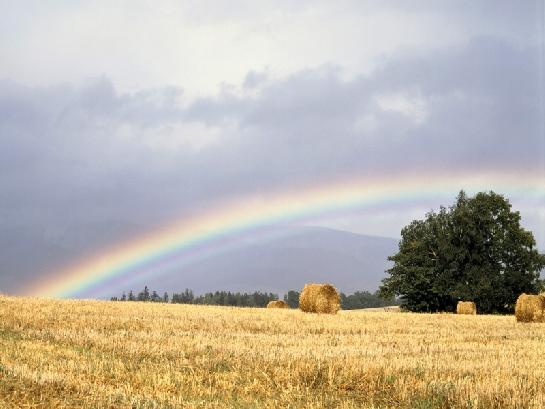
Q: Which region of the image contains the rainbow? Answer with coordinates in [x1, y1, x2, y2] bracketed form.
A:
[29, 170, 544, 298]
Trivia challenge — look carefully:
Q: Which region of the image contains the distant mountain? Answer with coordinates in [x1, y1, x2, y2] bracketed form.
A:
[151, 226, 399, 296]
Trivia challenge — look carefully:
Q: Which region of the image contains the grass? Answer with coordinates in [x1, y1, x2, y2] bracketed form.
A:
[1, 295, 544, 408]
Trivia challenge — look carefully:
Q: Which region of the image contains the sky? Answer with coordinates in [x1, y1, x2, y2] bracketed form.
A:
[1, 1, 544, 295]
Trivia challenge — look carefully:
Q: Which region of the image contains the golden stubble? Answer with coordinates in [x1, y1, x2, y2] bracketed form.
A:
[1, 295, 544, 408]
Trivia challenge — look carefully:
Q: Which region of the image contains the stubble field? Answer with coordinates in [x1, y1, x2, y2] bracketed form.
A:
[0, 295, 544, 408]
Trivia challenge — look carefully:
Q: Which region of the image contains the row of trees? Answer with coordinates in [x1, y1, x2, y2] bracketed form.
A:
[110, 286, 168, 303]
[111, 287, 397, 310]
[177, 290, 279, 307]
[380, 191, 545, 313]
[110, 287, 279, 307]
[341, 291, 398, 309]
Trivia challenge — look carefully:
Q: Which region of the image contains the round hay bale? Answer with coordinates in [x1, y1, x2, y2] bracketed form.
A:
[267, 300, 288, 309]
[456, 301, 477, 315]
[515, 293, 545, 323]
[299, 283, 340, 314]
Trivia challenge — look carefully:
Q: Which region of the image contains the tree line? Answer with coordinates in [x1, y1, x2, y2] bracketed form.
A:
[110, 287, 278, 307]
[110, 287, 398, 310]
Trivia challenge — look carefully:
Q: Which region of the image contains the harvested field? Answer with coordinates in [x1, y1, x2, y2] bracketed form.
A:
[1, 295, 544, 408]
[359, 305, 401, 312]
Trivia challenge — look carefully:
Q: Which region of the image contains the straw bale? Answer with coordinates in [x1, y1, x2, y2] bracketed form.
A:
[267, 300, 288, 309]
[299, 283, 340, 314]
[456, 301, 477, 315]
[515, 293, 545, 323]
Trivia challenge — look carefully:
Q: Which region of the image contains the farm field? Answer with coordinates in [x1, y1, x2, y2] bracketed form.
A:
[1, 296, 544, 408]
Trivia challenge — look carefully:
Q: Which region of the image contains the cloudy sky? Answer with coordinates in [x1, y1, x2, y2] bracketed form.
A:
[1, 1, 544, 294]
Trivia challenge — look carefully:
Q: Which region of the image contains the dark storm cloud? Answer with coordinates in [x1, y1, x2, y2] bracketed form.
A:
[0, 37, 543, 291]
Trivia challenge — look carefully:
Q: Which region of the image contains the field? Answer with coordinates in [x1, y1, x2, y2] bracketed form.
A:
[1, 296, 545, 408]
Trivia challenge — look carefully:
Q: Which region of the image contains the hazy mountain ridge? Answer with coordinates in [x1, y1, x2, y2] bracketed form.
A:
[154, 226, 399, 296]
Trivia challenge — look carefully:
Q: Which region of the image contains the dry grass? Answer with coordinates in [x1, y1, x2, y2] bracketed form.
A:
[360, 306, 401, 312]
[266, 300, 288, 309]
[515, 293, 545, 323]
[299, 283, 340, 314]
[456, 301, 477, 315]
[1, 295, 545, 408]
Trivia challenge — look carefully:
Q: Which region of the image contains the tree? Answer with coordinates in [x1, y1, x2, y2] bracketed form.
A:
[137, 286, 151, 302]
[283, 290, 300, 308]
[151, 290, 160, 302]
[163, 292, 169, 303]
[128, 290, 135, 301]
[380, 207, 454, 312]
[380, 191, 545, 313]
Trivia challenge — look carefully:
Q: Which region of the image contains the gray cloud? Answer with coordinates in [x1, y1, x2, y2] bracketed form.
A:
[0, 36, 543, 292]
[1, 0, 541, 98]
[183, 37, 543, 175]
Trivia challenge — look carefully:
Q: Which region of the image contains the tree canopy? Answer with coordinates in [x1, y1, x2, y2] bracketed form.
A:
[380, 191, 545, 313]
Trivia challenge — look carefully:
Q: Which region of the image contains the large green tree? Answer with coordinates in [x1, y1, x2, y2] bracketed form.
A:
[380, 191, 545, 313]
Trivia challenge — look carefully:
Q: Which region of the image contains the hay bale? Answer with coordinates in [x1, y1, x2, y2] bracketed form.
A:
[267, 300, 288, 309]
[515, 293, 545, 323]
[299, 283, 340, 314]
[456, 301, 477, 315]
